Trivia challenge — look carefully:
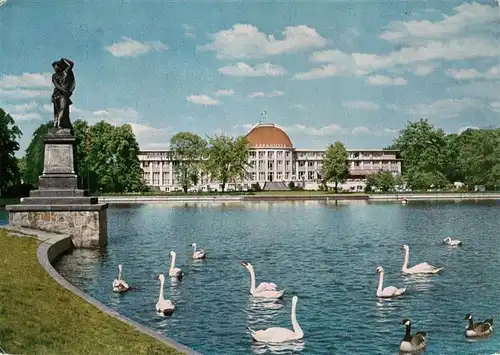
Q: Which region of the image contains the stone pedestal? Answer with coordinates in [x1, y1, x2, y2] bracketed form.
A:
[6, 129, 108, 248]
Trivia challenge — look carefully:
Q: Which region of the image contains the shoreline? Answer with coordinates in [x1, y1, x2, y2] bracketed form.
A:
[96, 192, 500, 204]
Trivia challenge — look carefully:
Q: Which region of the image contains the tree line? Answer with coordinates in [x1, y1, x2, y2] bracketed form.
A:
[1, 106, 499, 196]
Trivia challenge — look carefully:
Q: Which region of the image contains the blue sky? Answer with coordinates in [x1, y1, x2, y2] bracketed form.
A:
[1, 0, 499, 155]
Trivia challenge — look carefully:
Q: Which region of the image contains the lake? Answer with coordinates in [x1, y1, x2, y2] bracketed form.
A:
[3, 201, 500, 354]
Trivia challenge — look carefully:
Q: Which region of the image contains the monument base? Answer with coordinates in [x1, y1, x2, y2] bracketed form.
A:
[7, 204, 108, 248]
[6, 128, 109, 249]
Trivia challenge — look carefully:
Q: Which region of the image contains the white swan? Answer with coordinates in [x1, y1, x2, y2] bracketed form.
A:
[155, 274, 175, 316]
[376, 266, 406, 298]
[443, 237, 462, 247]
[190, 243, 206, 259]
[241, 262, 285, 299]
[169, 251, 184, 278]
[401, 245, 443, 274]
[112, 264, 129, 292]
[248, 295, 303, 343]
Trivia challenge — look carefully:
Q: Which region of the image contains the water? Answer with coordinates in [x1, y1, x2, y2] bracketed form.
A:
[5, 200, 500, 355]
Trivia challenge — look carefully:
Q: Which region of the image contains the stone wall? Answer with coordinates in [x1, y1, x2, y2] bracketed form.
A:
[9, 210, 108, 248]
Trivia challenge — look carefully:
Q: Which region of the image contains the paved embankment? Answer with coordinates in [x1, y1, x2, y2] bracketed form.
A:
[97, 193, 500, 204]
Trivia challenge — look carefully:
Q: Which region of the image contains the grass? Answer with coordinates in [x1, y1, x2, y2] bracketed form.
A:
[0, 229, 184, 355]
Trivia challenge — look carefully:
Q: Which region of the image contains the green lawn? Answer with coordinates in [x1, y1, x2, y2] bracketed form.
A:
[0, 229, 184, 355]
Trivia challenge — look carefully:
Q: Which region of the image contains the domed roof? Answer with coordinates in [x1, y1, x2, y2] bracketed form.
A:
[245, 123, 293, 148]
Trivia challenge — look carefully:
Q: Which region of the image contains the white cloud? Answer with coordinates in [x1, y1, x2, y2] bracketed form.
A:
[0, 88, 51, 99]
[186, 95, 220, 105]
[449, 81, 500, 100]
[248, 90, 284, 99]
[366, 75, 407, 86]
[290, 104, 305, 110]
[380, 3, 498, 43]
[408, 63, 438, 76]
[490, 101, 500, 113]
[351, 126, 372, 135]
[214, 89, 235, 97]
[405, 98, 480, 119]
[104, 37, 168, 57]
[4, 101, 39, 113]
[8, 112, 42, 121]
[342, 100, 380, 111]
[0, 0, 7, 7]
[182, 24, 196, 39]
[446, 64, 500, 80]
[298, 38, 500, 79]
[218, 62, 287, 77]
[199, 24, 327, 59]
[284, 123, 344, 137]
[0, 72, 52, 88]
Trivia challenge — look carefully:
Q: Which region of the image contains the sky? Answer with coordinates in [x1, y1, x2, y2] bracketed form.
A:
[0, 0, 499, 155]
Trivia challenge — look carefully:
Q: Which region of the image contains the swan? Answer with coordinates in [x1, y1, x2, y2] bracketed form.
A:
[155, 274, 175, 316]
[241, 261, 285, 299]
[169, 251, 184, 278]
[464, 313, 493, 338]
[400, 319, 427, 353]
[401, 245, 443, 274]
[375, 266, 406, 298]
[190, 242, 206, 259]
[112, 264, 129, 292]
[443, 237, 462, 247]
[247, 295, 303, 343]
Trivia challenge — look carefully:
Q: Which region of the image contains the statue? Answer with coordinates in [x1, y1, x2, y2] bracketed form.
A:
[51, 58, 75, 132]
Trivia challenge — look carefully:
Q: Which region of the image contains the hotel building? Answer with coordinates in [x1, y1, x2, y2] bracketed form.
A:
[138, 123, 402, 192]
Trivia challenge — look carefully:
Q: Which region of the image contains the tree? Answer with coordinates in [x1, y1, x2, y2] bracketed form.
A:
[391, 118, 449, 189]
[205, 135, 250, 192]
[0, 108, 22, 194]
[170, 132, 207, 193]
[322, 141, 349, 193]
[366, 171, 395, 192]
[23, 121, 53, 186]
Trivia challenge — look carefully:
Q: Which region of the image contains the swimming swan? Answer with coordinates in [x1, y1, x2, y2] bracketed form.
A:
[443, 237, 462, 246]
[241, 261, 285, 299]
[401, 245, 443, 274]
[169, 251, 184, 278]
[464, 313, 493, 338]
[156, 274, 175, 316]
[247, 295, 303, 343]
[375, 266, 406, 298]
[400, 319, 427, 353]
[112, 264, 130, 292]
[190, 242, 206, 259]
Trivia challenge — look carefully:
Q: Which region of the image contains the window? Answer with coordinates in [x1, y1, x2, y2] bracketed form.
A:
[162, 172, 169, 184]
[153, 172, 160, 185]
[299, 161, 305, 167]
[308, 162, 315, 167]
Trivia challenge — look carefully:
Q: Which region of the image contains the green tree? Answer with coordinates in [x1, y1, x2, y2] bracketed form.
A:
[366, 171, 396, 192]
[170, 132, 207, 193]
[23, 121, 53, 186]
[72, 119, 92, 190]
[322, 141, 349, 193]
[391, 118, 449, 190]
[205, 135, 250, 192]
[0, 109, 22, 194]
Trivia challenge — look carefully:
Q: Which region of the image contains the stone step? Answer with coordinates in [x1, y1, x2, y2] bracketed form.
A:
[20, 196, 98, 205]
[30, 189, 88, 197]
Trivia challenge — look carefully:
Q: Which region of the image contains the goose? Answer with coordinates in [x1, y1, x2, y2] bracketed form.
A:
[190, 243, 206, 259]
[375, 266, 406, 298]
[464, 313, 493, 338]
[155, 274, 175, 316]
[112, 264, 130, 292]
[443, 237, 462, 247]
[169, 251, 184, 278]
[401, 245, 443, 274]
[241, 261, 285, 299]
[400, 319, 427, 353]
[247, 295, 303, 343]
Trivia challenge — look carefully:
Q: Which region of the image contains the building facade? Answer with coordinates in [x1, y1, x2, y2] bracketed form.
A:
[138, 123, 402, 192]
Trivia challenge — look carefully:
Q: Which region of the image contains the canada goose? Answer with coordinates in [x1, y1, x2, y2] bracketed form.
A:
[464, 313, 493, 338]
[399, 319, 427, 353]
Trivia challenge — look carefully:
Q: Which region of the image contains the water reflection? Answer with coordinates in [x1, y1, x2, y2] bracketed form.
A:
[251, 340, 305, 354]
[247, 297, 285, 326]
[401, 274, 436, 292]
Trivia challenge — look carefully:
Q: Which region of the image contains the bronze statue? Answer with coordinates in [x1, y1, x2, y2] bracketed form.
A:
[51, 58, 75, 131]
